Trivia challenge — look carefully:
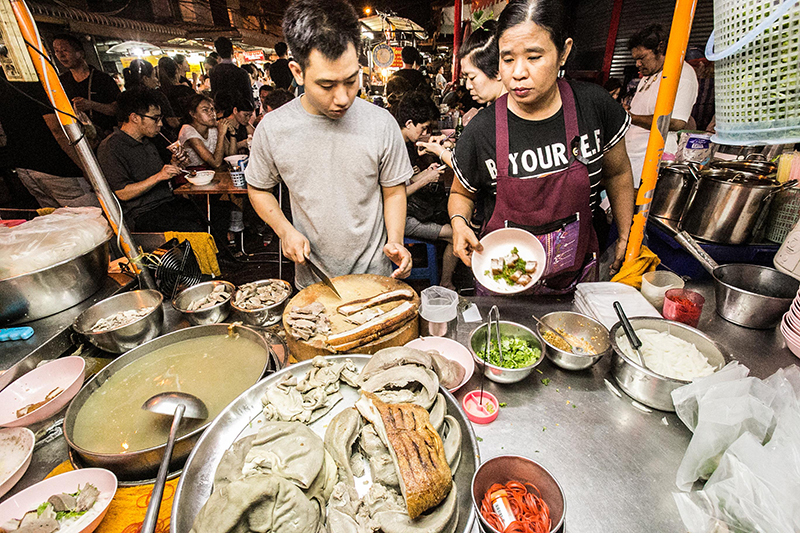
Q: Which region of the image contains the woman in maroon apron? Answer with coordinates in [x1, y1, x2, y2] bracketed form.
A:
[448, 0, 635, 295]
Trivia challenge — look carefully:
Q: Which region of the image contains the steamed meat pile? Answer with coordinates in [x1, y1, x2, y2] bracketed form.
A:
[488, 247, 537, 287]
[187, 284, 230, 311]
[286, 303, 331, 341]
[191, 347, 463, 533]
[89, 307, 154, 332]
[234, 281, 289, 310]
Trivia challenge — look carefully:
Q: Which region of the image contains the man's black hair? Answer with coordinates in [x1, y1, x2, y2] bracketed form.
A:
[282, 0, 361, 70]
[232, 96, 254, 113]
[275, 41, 288, 57]
[214, 91, 235, 117]
[394, 91, 439, 128]
[259, 84, 274, 96]
[215, 37, 234, 59]
[401, 46, 421, 67]
[117, 88, 161, 123]
[628, 24, 668, 55]
[264, 88, 295, 111]
[52, 34, 84, 54]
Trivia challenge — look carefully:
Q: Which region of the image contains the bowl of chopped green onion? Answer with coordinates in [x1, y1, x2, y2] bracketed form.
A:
[468, 321, 544, 383]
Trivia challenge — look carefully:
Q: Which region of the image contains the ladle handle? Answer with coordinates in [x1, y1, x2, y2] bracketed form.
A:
[140, 404, 185, 533]
[613, 301, 641, 351]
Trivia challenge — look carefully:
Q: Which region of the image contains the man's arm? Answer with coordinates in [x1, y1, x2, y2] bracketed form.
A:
[381, 183, 412, 278]
[628, 114, 687, 131]
[247, 184, 310, 263]
[43, 113, 83, 171]
[115, 165, 180, 201]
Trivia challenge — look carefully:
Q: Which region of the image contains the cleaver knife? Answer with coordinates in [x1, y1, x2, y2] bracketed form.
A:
[307, 258, 342, 299]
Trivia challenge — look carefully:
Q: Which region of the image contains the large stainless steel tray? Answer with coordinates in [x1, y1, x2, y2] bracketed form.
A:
[171, 355, 480, 533]
[63, 324, 272, 482]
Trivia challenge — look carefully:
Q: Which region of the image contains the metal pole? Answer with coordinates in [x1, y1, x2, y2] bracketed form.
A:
[623, 0, 698, 265]
[9, 0, 156, 289]
[601, 0, 625, 84]
[452, 0, 462, 83]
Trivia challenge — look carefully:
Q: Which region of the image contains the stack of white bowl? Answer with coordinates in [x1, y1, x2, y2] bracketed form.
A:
[779, 291, 800, 358]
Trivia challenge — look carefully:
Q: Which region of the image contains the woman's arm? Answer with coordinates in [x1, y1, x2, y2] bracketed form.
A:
[184, 120, 230, 168]
[600, 140, 636, 274]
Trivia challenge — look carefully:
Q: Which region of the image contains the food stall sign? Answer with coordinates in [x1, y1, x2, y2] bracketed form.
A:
[0, 0, 38, 81]
[242, 50, 264, 62]
[390, 46, 403, 68]
[372, 43, 395, 68]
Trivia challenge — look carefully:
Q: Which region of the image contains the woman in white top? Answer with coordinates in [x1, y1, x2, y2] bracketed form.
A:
[178, 94, 235, 168]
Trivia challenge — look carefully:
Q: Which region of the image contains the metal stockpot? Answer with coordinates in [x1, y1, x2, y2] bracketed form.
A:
[675, 231, 799, 329]
[650, 162, 697, 222]
[680, 170, 797, 244]
[710, 154, 777, 177]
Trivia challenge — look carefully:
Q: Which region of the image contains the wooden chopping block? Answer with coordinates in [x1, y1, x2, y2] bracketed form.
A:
[283, 274, 420, 361]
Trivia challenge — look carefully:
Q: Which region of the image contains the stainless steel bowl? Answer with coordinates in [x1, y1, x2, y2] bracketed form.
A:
[471, 455, 566, 533]
[172, 281, 235, 325]
[0, 238, 110, 325]
[538, 311, 611, 371]
[609, 317, 729, 411]
[64, 323, 272, 482]
[468, 321, 544, 384]
[73, 289, 164, 354]
[230, 279, 292, 326]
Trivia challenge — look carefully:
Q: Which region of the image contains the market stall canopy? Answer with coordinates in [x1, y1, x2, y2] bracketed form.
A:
[27, 1, 185, 44]
[360, 14, 427, 41]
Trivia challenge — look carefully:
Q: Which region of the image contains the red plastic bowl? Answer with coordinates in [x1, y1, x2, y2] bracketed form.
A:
[462, 390, 499, 424]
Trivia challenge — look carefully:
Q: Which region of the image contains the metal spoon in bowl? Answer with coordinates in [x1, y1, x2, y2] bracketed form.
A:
[140, 392, 208, 533]
[531, 314, 587, 355]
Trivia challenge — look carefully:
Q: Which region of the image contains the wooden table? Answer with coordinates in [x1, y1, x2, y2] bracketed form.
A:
[174, 171, 247, 233]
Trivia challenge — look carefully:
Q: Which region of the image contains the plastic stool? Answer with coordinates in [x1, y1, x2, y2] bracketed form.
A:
[403, 237, 439, 286]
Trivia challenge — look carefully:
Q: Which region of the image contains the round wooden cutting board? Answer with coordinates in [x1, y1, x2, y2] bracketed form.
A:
[283, 274, 420, 360]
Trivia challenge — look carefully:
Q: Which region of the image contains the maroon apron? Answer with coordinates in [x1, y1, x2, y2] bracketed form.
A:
[481, 79, 598, 295]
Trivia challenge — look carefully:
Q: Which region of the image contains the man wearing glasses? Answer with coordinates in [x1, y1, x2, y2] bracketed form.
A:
[97, 90, 204, 232]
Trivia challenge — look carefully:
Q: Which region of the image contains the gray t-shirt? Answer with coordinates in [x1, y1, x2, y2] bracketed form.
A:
[246, 97, 412, 288]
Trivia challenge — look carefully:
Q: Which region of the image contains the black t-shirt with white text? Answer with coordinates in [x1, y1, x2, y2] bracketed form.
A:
[452, 80, 630, 223]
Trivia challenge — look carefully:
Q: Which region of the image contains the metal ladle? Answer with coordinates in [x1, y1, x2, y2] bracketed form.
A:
[531, 314, 587, 355]
[140, 392, 208, 533]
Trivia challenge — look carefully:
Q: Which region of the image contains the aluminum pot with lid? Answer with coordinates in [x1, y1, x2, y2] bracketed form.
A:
[650, 162, 697, 222]
[680, 170, 797, 244]
[710, 153, 777, 177]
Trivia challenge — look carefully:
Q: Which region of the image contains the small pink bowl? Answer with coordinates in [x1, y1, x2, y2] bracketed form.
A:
[786, 311, 800, 333]
[0, 357, 85, 427]
[462, 390, 499, 424]
[780, 319, 800, 347]
[781, 326, 800, 359]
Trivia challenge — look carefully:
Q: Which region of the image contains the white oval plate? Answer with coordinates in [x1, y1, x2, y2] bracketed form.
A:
[471, 228, 546, 294]
[405, 336, 475, 392]
[0, 427, 35, 498]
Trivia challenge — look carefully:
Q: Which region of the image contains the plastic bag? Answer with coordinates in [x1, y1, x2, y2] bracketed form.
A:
[673, 361, 750, 432]
[673, 365, 800, 532]
[0, 207, 111, 280]
[420, 286, 458, 322]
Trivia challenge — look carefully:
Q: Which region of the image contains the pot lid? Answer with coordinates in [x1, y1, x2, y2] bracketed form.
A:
[700, 168, 778, 187]
[710, 159, 777, 176]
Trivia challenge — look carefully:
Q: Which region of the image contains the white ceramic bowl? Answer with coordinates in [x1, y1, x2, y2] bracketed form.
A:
[224, 155, 248, 168]
[0, 357, 86, 427]
[0, 468, 117, 533]
[471, 228, 546, 294]
[0, 427, 34, 498]
[186, 170, 215, 186]
[404, 336, 475, 392]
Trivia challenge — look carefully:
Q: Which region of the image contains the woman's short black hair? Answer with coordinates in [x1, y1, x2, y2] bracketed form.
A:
[393, 91, 439, 128]
[458, 20, 499, 79]
[123, 59, 154, 91]
[282, 0, 361, 70]
[628, 24, 668, 56]
[496, 0, 572, 56]
[158, 56, 179, 86]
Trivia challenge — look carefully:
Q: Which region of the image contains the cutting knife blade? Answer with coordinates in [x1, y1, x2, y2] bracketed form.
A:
[307, 259, 342, 299]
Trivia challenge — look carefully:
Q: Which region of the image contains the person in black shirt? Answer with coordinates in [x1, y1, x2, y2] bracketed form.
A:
[388, 46, 427, 91]
[52, 34, 120, 141]
[97, 90, 204, 232]
[157, 56, 197, 122]
[209, 37, 253, 107]
[0, 73, 98, 208]
[269, 42, 294, 90]
[225, 97, 254, 153]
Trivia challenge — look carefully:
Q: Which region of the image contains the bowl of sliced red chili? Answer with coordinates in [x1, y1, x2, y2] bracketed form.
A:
[471, 455, 565, 533]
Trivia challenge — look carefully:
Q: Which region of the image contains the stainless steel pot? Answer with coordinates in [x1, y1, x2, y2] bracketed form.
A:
[609, 317, 729, 411]
[0, 238, 110, 325]
[675, 231, 799, 328]
[63, 324, 272, 481]
[680, 171, 797, 244]
[650, 162, 697, 222]
[710, 154, 777, 177]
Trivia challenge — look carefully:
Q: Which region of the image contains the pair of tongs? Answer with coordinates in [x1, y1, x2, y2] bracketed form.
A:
[480, 305, 503, 404]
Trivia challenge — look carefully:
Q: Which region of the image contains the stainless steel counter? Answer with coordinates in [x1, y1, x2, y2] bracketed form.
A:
[3, 280, 797, 533]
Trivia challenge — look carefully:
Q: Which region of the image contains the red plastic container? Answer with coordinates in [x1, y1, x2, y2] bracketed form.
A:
[462, 390, 499, 424]
[662, 288, 705, 327]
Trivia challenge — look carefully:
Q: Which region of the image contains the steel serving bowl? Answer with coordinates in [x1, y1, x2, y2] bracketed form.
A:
[0, 238, 110, 325]
[230, 279, 292, 326]
[63, 324, 271, 482]
[172, 281, 235, 326]
[73, 289, 164, 354]
[471, 455, 566, 533]
[537, 311, 611, 371]
[609, 317, 729, 411]
[468, 321, 545, 384]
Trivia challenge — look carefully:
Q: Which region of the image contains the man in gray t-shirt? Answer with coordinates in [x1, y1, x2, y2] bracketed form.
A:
[245, 0, 412, 289]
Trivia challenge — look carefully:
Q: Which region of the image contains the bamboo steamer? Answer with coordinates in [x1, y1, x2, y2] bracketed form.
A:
[282, 274, 419, 360]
